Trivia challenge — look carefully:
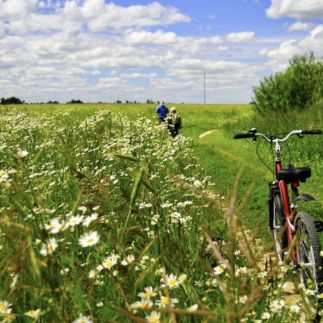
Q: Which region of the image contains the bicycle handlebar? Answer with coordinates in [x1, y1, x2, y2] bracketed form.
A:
[233, 128, 322, 142]
[233, 133, 255, 139]
[301, 129, 322, 135]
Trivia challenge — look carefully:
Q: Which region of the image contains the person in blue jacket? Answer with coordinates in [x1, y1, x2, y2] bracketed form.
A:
[156, 101, 169, 122]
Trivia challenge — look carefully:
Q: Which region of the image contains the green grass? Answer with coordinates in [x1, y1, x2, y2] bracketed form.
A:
[0, 103, 321, 322]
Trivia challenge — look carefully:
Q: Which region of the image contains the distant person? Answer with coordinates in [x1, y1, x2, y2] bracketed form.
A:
[167, 106, 182, 138]
[156, 101, 169, 122]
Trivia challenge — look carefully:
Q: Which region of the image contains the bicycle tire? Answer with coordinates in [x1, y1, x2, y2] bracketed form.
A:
[272, 195, 287, 263]
[295, 212, 322, 317]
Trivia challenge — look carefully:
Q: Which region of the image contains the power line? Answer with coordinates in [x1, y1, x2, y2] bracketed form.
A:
[203, 72, 206, 104]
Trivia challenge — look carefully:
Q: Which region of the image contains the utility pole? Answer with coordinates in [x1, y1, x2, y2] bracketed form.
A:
[203, 72, 206, 104]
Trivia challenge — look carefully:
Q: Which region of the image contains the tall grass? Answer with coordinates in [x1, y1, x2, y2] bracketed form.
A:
[223, 103, 323, 161]
[0, 106, 314, 322]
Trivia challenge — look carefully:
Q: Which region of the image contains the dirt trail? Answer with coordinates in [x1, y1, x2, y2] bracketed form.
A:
[199, 129, 218, 139]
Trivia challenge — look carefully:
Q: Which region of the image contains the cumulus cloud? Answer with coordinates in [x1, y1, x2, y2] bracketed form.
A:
[259, 39, 300, 60]
[81, 1, 190, 32]
[260, 25, 323, 60]
[1, 1, 190, 34]
[0, 1, 281, 103]
[0, 0, 38, 19]
[267, 0, 323, 19]
[125, 30, 178, 45]
[226, 31, 255, 42]
[288, 21, 315, 32]
[258, 24, 323, 73]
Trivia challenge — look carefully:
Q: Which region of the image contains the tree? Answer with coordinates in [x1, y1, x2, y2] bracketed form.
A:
[1, 97, 24, 104]
[251, 52, 323, 115]
[67, 99, 83, 104]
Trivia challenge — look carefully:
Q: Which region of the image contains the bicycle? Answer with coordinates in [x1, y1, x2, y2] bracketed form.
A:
[233, 128, 322, 316]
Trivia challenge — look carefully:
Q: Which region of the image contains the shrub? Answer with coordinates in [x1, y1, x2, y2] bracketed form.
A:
[251, 52, 323, 115]
[67, 99, 83, 104]
[1, 96, 24, 104]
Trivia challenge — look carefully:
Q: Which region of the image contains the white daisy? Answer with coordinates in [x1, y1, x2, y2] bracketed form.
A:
[79, 231, 100, 247]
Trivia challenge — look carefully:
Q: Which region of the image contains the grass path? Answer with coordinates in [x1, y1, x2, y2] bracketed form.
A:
[193, 128, 272, 238]
[198, 129, 317, 321]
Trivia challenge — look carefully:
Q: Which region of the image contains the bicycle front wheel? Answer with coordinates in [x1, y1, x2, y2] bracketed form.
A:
[295, 212, 322, 293]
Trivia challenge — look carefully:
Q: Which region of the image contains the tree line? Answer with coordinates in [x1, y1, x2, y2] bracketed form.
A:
[1, 97, 160, 105]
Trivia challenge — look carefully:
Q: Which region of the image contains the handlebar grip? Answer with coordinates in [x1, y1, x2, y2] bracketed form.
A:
[301, 129, 322, 135]
[233, 133, 255, 139]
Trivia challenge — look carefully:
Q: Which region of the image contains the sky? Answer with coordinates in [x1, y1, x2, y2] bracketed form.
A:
[1, 0, 323, 103]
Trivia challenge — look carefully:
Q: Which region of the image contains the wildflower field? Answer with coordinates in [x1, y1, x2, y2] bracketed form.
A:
[0, 104, 322, 322]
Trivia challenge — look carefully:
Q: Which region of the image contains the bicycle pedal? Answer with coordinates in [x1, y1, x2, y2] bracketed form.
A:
[314, 221, 323, 232]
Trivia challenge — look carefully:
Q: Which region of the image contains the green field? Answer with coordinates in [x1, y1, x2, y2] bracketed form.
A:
[0, 103, 322, 322]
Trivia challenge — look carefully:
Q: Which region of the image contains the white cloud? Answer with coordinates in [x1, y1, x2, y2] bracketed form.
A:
[0, 22, 7, 38]
[260, 25, 323, 60]
[217, 46, 228, 52]
[1, 1, 190, 34]
[259, 39, 300, 60]
[0, 1, 282, 103]
[0, 0, 38, 19]
[125, 30, 178, 45]
[226, 31, 255, 42]
[267, 0, 323, 19]
[288, 21, 315, 32]
[258, 24, 323, 73]
[82, 1, 190, 32]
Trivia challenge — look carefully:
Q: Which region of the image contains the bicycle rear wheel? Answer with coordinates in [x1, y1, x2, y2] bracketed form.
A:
[295, 212, 322, 315]
[272, 195, 287, 263]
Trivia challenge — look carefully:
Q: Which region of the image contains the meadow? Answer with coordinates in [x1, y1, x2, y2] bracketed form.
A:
[0, 103, 322, 322]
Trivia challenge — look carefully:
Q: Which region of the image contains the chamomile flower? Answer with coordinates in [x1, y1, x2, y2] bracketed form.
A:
[187, 304, 198, 312]
[121, 254, 135, 266]
[130, 299, 153, 310]
[17, 148, 29, 158]
[79, 231, 100, 247]
[162, 274, 180, 289]
[73, 315, 93, 323]
[213, 264, 225, 276]
[78, 206, 87, 214]
[146, 311, 161, 323]
[289, 304, 301, 314]
[83, 213, 98, 227]
[156, 295, 178, 308]
[67, 215, 84, 227]
[270, 299, 285, 313]
[25, 309, 42, 320]
[138, 286, 156, 299]
[261, 312, 270, 320]
[40, 238, 58, 256]
[0, 300, 12, 314]
[102, 254, 119, 269]
[44, 218, 63, 234]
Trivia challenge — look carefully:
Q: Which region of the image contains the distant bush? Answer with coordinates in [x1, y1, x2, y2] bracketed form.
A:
[1, 96, 24, 104]
[47, 100, 59, 104]
[67, 99, 83, 104]
[251, 52, 323, 115]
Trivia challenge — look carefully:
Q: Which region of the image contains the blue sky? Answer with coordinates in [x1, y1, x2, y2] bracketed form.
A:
[1, 0, 323, 103]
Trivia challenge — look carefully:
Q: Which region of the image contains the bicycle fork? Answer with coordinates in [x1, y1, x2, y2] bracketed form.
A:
[268, 180, 299, 264]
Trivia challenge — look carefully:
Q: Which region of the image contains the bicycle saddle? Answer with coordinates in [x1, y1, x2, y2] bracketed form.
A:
[277, 166, 311, 183]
